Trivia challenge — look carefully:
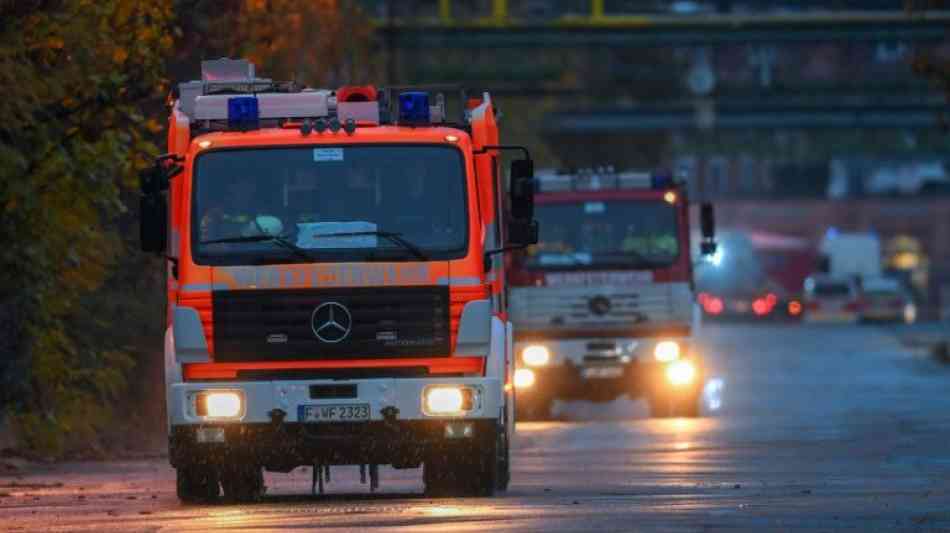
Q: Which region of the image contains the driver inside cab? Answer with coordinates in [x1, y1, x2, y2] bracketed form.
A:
[200, 177, 283, 242]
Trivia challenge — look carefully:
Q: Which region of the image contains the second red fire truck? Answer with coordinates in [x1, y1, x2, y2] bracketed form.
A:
[509, 169, 716, 418]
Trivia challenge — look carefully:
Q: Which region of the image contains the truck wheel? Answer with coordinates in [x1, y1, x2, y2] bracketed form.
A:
[220, 465, 265, 503]
[648, 393, 700, 418]
[495, 427, 510, 492]
[424, 429, 501, 497]
[516, 395, 552, 421]
[176, 466, 220, 503]
[647, 396, 673, 418]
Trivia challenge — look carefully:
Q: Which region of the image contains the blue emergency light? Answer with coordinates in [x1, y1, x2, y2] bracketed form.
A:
[398, 91, 430, 124]
[228, 96, 259, 130]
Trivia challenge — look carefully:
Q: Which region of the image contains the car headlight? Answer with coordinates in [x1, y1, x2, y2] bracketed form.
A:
[654, 340, 681, 362]
[423, 386, 477, 416]
[514, 368, 536, 389]
[195, 390, 244, 419]
[522, 345, 551, 367]
[666, 360, 697, 386]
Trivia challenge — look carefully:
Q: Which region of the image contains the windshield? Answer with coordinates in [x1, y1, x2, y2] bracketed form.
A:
[524, 199, 679, 270]
[192, 145, 468, 265]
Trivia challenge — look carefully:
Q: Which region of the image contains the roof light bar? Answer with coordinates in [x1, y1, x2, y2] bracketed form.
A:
[535, 169, 671, 192]
[398, 91, 430, 124]
[227, 96, 259, 130]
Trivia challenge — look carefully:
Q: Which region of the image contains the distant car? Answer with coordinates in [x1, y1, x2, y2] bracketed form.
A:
[860, 277, 916, 324]
[803, 276, 862, 323]
[699, 291, 785, 320]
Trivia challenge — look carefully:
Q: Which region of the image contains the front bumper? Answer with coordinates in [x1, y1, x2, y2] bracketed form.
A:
[516, 357, 704, 402]
[169, 419, 497, 471]
[167, 377, 502, 469]
[169, 377, 502, 425]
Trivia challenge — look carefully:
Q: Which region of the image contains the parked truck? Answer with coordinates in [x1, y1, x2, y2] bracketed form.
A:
[507, 170, 716, 418]
[140, 59, 538, 502]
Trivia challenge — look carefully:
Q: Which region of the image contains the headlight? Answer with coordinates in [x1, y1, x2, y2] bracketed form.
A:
[423, 386, 477, 416]
[195, 391, 244, 419]
[654, 340, 681, 362]
[522, 345, 551, 367]
[666, 360, 697, 386]
[514, 368, 536, 389]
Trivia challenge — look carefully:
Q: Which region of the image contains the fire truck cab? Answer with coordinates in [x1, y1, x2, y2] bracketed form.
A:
[140, 60, 538, 502]
[508, 169, 716, 418]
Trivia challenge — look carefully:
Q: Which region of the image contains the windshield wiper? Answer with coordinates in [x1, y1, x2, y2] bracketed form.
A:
[601, 250, 669, 269]
[200, 234, 317, 262]
[313, 230, 429, 261]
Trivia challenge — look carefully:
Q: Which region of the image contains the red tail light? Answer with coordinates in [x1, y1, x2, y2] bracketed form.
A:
[703, 296, 724, 315]
[752, 298, 772, 316]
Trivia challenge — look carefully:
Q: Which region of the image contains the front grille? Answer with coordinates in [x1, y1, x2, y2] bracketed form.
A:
[234, 367, 433, 381]
[213, 286, 450, 362]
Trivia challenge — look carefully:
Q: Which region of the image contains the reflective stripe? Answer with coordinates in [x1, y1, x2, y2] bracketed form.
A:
[170, 229, 180, 257]
[181, 283, 229, 293]
[437, 276, 482, 286]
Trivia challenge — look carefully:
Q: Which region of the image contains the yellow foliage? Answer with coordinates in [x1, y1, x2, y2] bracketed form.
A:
[113, 47, 128, 64]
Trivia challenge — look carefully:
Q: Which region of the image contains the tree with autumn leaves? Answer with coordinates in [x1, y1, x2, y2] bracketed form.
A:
[0, 0, 372, 457]
[0, 0, 174, 455]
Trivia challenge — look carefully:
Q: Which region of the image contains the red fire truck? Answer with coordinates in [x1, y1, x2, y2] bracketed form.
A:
[508, 170, 716, 418]
[139, 59, 538, 501]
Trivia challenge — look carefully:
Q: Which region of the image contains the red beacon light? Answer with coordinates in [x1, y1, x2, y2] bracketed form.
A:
[336, 85, 378, 102]
[336, 85, 380, 125]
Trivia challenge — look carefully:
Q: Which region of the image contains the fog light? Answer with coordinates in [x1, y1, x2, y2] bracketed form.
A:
[196, 427, 226, 443]
[522, 345, 550, 367]
[444, 422, 474, 439]
[196, 391, 244, 419]
[654, 340, 681, 362]
[514, 368, 536, 389]
[666, 360, 696, 386]
[423, 386, 476, 416]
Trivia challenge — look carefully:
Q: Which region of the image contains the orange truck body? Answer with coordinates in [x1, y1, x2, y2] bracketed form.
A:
[144, 60, 531, 499]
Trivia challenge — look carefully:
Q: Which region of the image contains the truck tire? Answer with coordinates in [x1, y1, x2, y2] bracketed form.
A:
[516, 394, 552, 421]
[176, 466, 220, 503]
[424, 429, 501, 497]
[220, 465, 265, 503]
[496, 428, 510, 492]
[648, 393, 700, 418]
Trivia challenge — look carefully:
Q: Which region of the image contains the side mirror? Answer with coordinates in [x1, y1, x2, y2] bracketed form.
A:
[140, 164, 168, 196]
[508, 218, 539, 247]
[700, 202, 716, 256]
[140, 193, 167, 254]
[510, 159, 535, 221]
[700, 202, 715, 240]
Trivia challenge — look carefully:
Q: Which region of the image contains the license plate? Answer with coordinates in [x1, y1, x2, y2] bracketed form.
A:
[582, 366, 624, 379]
[733, 301, 750, 312]
[299, 403, 370, 423]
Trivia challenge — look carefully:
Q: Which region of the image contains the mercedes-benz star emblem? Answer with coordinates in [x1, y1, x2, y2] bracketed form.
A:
[589, 295, 612, 316]
[311, 302, 352, 343]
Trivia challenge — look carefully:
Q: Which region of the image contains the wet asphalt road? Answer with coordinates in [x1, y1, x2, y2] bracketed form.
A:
[3, 323, 950, 532]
